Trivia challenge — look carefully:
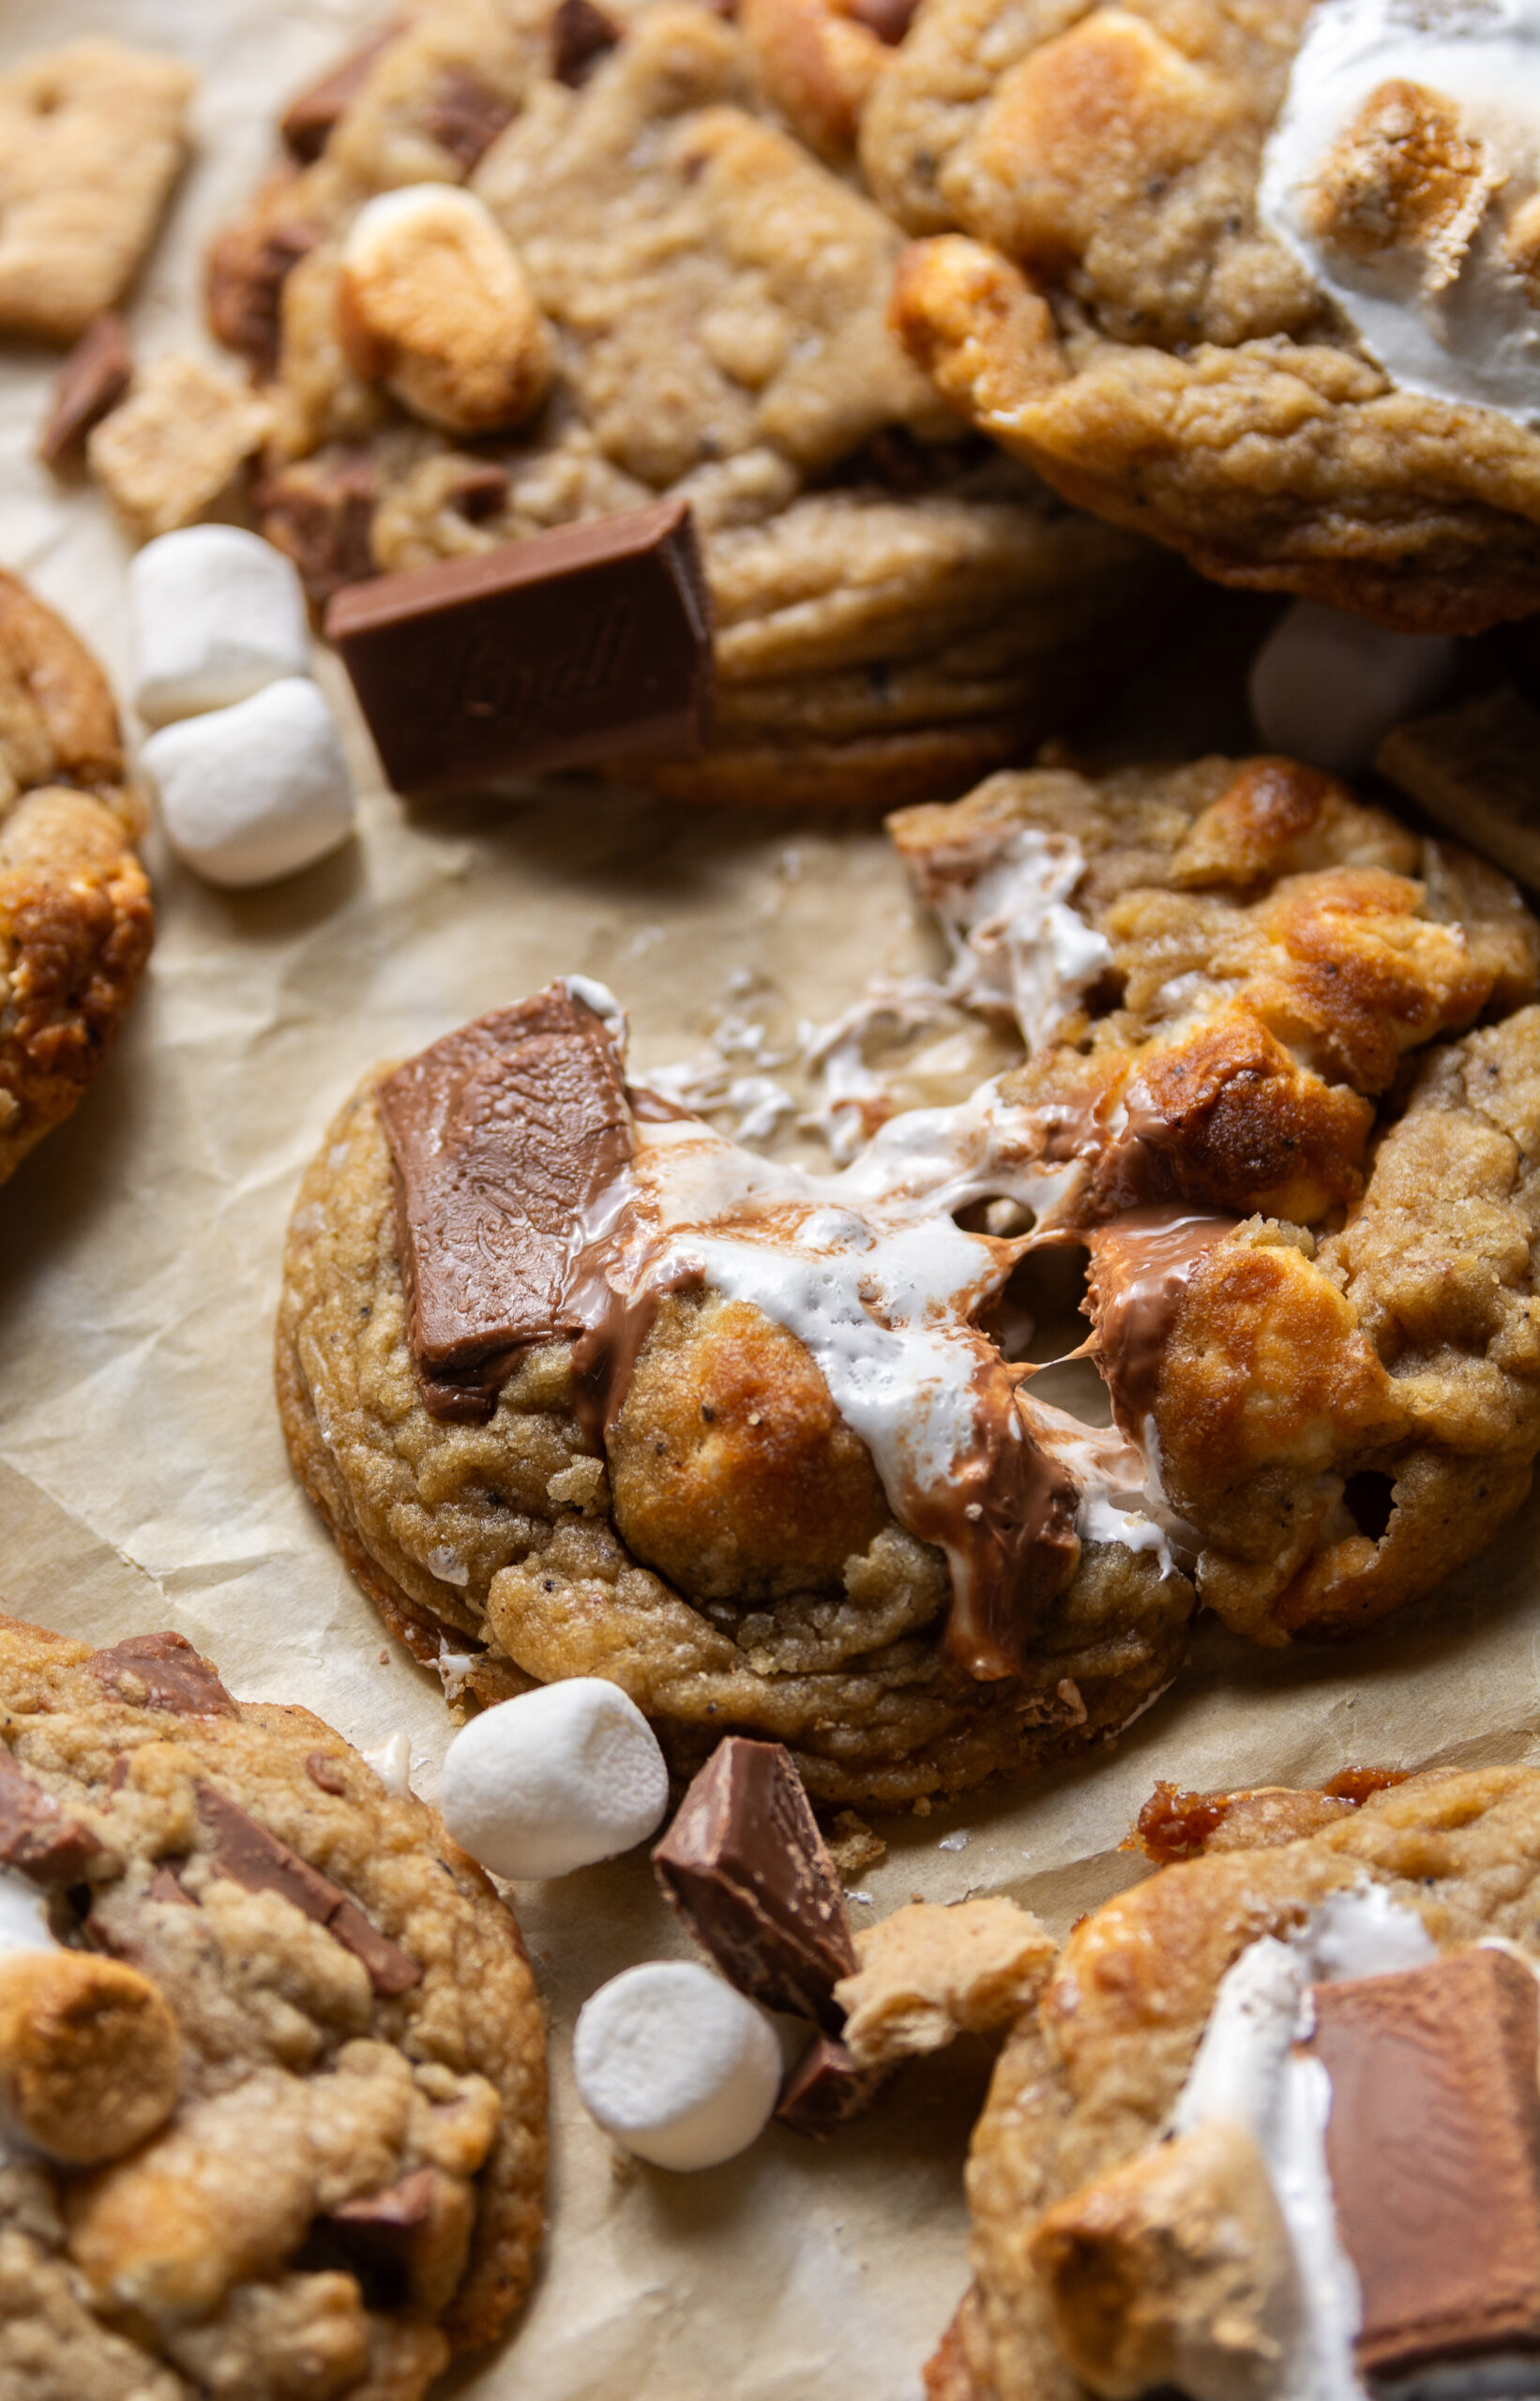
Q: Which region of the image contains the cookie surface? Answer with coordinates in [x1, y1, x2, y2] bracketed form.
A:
[0, 569, 152, 1184]
[942, 1761, 1540, 2400]
[0, 38, 194, 344]
[0, 1609, 545, 2401]
[208, 0, 1170, 805]
[869, 0, 1540, 632]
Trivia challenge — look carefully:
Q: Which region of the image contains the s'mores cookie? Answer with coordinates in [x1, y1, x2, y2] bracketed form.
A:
[0, 1610, 545, 2401]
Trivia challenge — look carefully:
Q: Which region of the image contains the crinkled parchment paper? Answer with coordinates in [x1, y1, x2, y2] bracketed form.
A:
[4, 4, 1540, 2393]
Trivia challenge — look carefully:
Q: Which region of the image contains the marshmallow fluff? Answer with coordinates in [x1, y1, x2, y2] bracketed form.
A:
[573, 1960, 783, 2170]
[1259, 0, 1540, 426]
[129, 526, 310, 727]
[1170, 1884, 1441, 2401]
[139, 675, 355, 887]
[1250, 600, 1458, 773]
[440, 1679, 670, 1880]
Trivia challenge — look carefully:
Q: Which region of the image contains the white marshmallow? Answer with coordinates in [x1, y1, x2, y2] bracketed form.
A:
[130, 526, 311, 727]
[0, 1872, 54, 1961]
[440, 1679, 669, 1880]
[574, 1961, 782, 2170]
[139, 676, 355, 888]
[1248, 598, 1457, 773]
[360, 1730, 414, 1797]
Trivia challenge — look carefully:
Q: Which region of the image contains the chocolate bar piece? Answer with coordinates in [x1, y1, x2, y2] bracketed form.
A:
[197, 1784, 421, 1995]
[653, 1738, 858, 2031]
[38, 313, 132, 467]
[89, 1630, 239, 1717]
[281, 28, 398, 161]
[1310, 1949, 1540, 2378]
[325, 497, 713, 793]
[0, 1748, 100, 1885]
[377, 984, 634, 1422]
[775, 2033, 885, 2137]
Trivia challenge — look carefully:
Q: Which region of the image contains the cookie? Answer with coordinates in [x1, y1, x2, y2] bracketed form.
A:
[207, 0, 1170, 806]
[0, 39, 194, 345]
[868, 0, 1540, 634]
[275, 979, 1195, 1809]
[0, 570, 152, 1185]
[938, 1761, 1540, 2401]
[0, 1609, 545, 2401]
[889, 752, 1540, 1638]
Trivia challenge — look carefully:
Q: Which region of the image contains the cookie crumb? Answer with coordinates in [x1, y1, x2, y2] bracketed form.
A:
[827, 1811, 886, 1879]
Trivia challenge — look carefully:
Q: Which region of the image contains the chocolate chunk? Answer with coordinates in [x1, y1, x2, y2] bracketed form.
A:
[89, 1631, 239, 1718]
[257, 448, 382, 611]
[1310, 1950, 1540, 2378]
[281, 28, 398, 161]
[325, 497, 713, 793]
[196, 1784, 422, 1995]
[306, 1751, 348, 1795]
[653, 1738, 857, 2031]
[551, 0, 623, 85]
[325, 2164, 470, 2310]
[422, 68, 516, 172]
[377, 984, 635, 1422]
[775, 2033, 885, 2137]
[445, 462, 509, 523]
[847, 0, 919, 40]
[207, 213, 319, 381]
[0, 1749, 101, 1886]
[38, 313, 132, 467]
[147, 1864, 194, 1908]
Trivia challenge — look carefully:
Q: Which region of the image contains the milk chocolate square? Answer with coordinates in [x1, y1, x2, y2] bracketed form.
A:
[1310, 1948, 1540, 2379]
[325, 496, 713, 793]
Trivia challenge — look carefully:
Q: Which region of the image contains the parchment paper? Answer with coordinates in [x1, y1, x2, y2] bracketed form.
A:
[3, 6, 1540, 2393]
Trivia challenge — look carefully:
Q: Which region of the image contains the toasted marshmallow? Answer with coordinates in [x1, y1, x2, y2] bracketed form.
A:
[339, 184, 551, 435]
[139, 677, 355, 888]
[1259, 0, 1540, 426]
[1249, 598, 1457, 771]
[129, 526, 310, 727]
[440, 1680, 670, 1880]
[574, 1960, 782, 2169]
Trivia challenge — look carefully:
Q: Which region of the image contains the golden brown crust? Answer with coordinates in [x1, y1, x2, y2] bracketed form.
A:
[0, 1608, 545, 2399]
[0, 570, 151, 1184]
[954, 1762, 1540, 2401]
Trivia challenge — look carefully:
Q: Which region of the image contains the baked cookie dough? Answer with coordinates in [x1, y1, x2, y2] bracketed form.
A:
[868, 0, 1540, 632]
[206, 0, 1170, 806]
[890, 752, 1540, 1639]
[0, 39, 194, 345]
[0, 570, 152, 1184]
[0, 1608, 545, 2401]
[934, 1762, 1540, 2401]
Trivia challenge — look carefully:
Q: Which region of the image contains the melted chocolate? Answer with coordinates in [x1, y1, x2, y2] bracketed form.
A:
[378, 986, 635, 1423]
[1311, 1950, 1540, 2378]
[1084, 1206, 1238, 1437]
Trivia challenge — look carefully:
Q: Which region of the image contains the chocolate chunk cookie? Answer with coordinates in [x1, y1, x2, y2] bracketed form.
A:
[208, 0, 1171, 806]
[0, 570, 152, 1184]
[870, 0, 1540, 632]
[0, 1610, 545, 2401]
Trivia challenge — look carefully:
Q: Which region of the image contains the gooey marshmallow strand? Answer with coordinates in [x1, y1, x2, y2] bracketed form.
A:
[1170, 1886, 1440, 2400]
[1259, 0, 1540, 426]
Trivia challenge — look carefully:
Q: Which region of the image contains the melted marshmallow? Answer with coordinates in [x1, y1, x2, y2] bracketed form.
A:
[1172, 1886, 1440, 2401]
[927, 829, 1112, 1052]
[1259, 0, 1540, 426]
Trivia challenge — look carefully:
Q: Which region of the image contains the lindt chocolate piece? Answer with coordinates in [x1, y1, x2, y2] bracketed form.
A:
[281, 29, 397, 161]
[196, 1784, 422, 1995]
[1310, 1949, 1540, 2378]
[0, 1750, 100, 1886]
[327, 2165, 472, 2310]
[325, 498, 713, 793]
[377, 984, 634, 1423]
[89, 1630, 239, 1718]
[775, 2033, 885, 2137]
[421, 68, 516, 172]
[551, 0, 624, 85]
[653, 1738, 858, 2031]
[38, 313, 132, 467]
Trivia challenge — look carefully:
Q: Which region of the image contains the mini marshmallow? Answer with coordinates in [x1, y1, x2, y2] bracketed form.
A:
[1249, 599, 1457, 774]
[440, 1679, 669, 1880]
[139, 676, 355, 887]
[130, 525, 310, 726]
[574, 1960, 782, 2170]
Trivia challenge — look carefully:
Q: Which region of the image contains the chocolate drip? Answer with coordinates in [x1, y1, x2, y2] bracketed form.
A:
[379, 986, 636, 1424]
[1084, 1206, 1238, 1438]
